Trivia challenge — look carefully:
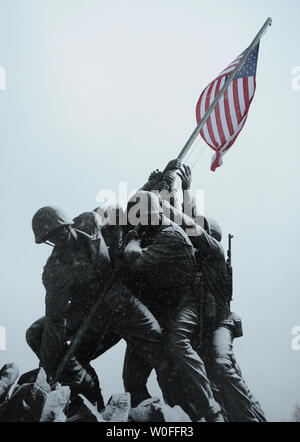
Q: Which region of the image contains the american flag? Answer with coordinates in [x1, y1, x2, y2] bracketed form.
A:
[196, 44, 260, 171]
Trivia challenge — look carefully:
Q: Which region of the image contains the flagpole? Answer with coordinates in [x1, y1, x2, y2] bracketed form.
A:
[177, 17, 272, 161]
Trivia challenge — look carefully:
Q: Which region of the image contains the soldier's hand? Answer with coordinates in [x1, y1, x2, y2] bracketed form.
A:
[177, 164, 192, 190]
[226, 261, 233, 275]
[50, 381, 60, 391]
[124, 230, 140, 247]
[163, 159, 182, 172]
[161, 170, 176, 190]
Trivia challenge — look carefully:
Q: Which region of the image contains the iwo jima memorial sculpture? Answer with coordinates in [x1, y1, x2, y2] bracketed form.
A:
[0, 18, 272, 422]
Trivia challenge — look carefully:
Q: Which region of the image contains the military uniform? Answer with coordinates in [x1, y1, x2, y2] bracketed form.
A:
[27, 228, 111, 369]
[136, 198, 265, 421]
[190, 226, 266, 422]
[26, 226, 117, 407]
[122, 202, 222, 421]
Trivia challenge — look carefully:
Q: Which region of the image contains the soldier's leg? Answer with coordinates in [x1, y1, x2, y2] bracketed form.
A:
[231, 350, 267, 421]
[211, 325, 266, 422]
[74, 329, 122, 411]
[68, 308, 122, 411]
[69, 294, 122, 365]
[104, 284, 179, 408]
[59, 307, 111, 410]
[165, 300, 222, 421]
[25, 317, 45, 357]
[104, 284, 164, 364]
[111, 291, 165, 369]
[25, 317, 103, 407]
[75, 326, 121, 366]
[91, 331, 122, 360]
[122, 344, 152, 407]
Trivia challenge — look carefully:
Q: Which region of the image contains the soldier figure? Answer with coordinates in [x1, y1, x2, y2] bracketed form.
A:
[198, 223, 267, 422]
[26, 207, 110, 409]
[122, 190, 223, 422]
[172, 165, 267, 422]
[123, 162, 266, 422]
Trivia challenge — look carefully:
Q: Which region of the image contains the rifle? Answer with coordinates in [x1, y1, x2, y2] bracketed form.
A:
[227, 234, 233, 266]
[227, 234, 234, 301]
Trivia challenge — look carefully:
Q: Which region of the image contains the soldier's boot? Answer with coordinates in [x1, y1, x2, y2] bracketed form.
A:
[205, 411, 225, 422]
[60, 357, 105, 411]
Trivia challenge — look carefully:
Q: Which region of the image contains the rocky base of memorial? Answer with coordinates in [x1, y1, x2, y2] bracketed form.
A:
[0, 363, 191, 422]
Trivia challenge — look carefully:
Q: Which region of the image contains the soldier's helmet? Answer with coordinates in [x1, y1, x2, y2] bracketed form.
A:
[32, 206, 73, 244]
[73, 211, 102, 237]
[206, 217, 222, 242]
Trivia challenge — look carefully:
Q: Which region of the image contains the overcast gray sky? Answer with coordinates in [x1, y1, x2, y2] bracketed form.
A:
[0, 0, 300, 422]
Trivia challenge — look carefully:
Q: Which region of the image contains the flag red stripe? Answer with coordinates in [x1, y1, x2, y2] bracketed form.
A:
[243, 77, 249, 112]
[222, 115, 248, 156]
[211, 126, 242, 171]
[196, 84, 216, 148]
[195, 94, 202, 124]
[214, 79, 226, 145]
[223, 88, 234, 136]
[205, 82, 219, 148]
[232, 80, 242, 122]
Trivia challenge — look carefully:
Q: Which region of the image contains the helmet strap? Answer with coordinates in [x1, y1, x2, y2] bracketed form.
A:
[44, 241, 54, 247]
